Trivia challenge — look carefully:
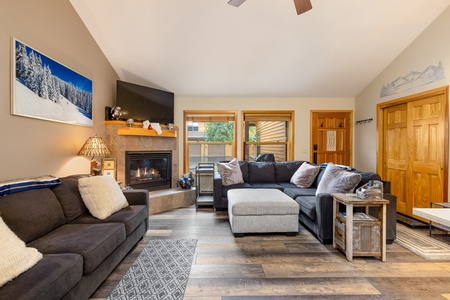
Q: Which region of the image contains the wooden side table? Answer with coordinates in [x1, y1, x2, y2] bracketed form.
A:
[332, 193, 389, 262]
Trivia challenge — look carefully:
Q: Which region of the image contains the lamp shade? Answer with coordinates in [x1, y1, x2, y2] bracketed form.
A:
[78, 135, 111, 158]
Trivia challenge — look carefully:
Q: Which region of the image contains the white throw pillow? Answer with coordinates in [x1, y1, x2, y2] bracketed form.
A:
[78, 176, 129, 220]
[290, 162, 320, 188]
[217, 158, 244, 186]
[316, 162, 362, 196]
[0, 216, 43, 287]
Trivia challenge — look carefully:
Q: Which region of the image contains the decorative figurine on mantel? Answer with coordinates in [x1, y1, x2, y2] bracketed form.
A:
[111, 106, 122, 120]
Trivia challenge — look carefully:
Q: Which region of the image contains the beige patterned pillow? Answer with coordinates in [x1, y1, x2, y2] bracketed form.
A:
[316, 163, 362, 195]
[290, 162, 320, 188]
[78, 176, 129, 219]
[0, 216, 43, 287]
[217, 158, 244, 186]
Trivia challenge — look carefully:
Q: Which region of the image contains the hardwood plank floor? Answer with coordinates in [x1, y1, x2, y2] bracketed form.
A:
[90, 206, 450, 300]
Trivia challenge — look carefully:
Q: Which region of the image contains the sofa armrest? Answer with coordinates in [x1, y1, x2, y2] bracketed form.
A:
[382, 180, 391, 194]
[213, 172, 223, 209]
[314, 193, 334, 243]
[124, 189, 149, 232]
[123, 189, 149, 208]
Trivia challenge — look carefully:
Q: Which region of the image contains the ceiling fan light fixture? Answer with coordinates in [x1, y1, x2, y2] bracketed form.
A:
[228, 0, 246, 7]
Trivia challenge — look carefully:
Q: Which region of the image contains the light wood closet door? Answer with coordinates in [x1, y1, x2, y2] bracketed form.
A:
[380, 87, 448, 219]
[408, 96, 446, 212]
[384, 104, 408, 215]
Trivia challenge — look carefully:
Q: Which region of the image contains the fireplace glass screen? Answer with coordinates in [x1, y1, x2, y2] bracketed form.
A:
[125, 151, 171, 191]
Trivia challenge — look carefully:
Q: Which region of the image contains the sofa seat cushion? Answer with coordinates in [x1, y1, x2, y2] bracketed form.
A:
[0, 188, 66, 243]
[222, 183, 252, 198]
[249, 183, 283, 190]
[0, 253, 82, 300]
[295, 196, 317, 221]
[248, 162, 276, 183]
[71, 205, 147, 236]
[28, 223, 126, 275]
[276, 182, 298, 189]
[283, 187, 317, 199]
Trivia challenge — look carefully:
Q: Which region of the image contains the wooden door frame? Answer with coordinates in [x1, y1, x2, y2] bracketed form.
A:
[310, 110, 353, 165]
[376, 86, 449, 202]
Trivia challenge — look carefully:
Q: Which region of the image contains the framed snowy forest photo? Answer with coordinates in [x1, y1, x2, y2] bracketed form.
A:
[12, 38, 93, 126]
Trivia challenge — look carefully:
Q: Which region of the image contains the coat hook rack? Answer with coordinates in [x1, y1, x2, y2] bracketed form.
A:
[355, 118, 373, 125]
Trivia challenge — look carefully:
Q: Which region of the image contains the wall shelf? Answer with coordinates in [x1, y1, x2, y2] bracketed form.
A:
[105, 120, 178, 138]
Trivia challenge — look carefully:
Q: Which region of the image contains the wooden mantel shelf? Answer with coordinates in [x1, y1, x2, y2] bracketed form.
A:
[105, 120, 178, 138]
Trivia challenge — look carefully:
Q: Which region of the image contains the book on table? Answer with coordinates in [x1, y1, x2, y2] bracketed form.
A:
[338, 212, 374, 221]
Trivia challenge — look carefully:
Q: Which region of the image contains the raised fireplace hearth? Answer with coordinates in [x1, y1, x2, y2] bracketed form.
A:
[126, 151, 172, 191]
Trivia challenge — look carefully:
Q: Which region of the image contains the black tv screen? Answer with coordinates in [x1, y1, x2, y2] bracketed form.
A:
[115, 80, 174, 124]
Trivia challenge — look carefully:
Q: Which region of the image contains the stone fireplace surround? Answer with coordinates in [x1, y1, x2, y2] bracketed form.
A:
[104, 121, 179, 189]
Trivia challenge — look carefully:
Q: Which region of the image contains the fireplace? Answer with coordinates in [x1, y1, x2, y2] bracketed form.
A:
[125, 151, 172, 191]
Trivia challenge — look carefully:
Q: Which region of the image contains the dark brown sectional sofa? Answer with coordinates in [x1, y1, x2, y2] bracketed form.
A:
[0, 174, 149, 300]
[213, 161, 397, 244]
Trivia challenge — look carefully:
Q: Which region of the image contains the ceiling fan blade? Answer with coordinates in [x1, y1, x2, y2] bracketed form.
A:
[228, 0, 246, 7]
[293, 0, 312, 15]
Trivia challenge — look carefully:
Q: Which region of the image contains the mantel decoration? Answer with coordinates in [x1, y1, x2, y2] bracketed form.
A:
[12, 38, 93, 127]
[78, 135, 111, 175]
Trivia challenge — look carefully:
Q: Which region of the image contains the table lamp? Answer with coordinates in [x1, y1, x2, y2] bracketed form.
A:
[78, 134, 111, 175]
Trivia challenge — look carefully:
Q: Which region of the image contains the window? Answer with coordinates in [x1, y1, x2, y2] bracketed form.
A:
[242, 110, 294, 162]
[184, 111, 237, 173]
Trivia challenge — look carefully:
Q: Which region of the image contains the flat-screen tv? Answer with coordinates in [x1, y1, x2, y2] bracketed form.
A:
[115, 80, 174, 124]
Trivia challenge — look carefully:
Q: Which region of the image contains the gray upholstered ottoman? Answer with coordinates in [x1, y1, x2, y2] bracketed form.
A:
[227, 189, 299, 237]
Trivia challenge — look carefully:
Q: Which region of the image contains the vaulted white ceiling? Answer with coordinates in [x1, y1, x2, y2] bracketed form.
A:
[70, 0, 450, 98]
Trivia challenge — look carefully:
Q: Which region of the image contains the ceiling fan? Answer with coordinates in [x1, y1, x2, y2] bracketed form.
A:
[228, 0, 313, 15]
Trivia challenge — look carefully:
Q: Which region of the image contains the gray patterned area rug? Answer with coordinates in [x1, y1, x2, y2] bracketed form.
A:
[108, 239, 197, 300]
[396, 223, 450, 260]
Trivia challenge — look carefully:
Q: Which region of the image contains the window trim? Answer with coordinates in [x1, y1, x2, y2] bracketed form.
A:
[183, 110, 237, 173]
[241, 110, 295, 161]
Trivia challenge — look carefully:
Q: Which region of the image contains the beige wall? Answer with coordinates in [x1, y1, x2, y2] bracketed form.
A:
[0, 0, 118, 181]
[354, 7, 450, 185]
[175, 97, 355, 174]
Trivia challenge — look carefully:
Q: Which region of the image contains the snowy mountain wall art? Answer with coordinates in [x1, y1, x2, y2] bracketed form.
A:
[12, 39, 93, 127]
[380, 62, 445, 98]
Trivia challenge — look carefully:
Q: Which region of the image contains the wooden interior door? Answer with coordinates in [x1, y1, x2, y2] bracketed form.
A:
[384, 104, 408, 214]
[378, 87, 448, 219]
[408, 96, 446, 213]
[311, 111, 352, 166]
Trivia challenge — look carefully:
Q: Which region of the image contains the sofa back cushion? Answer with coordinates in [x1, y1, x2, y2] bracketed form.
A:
[0, 188, 66, 243]
[274, 161, 304, 182]
[353, 171, 382, 190]
[51, 174, 90, 222]
[239, 161, 250, 183]
[248, 162, 276, 183]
